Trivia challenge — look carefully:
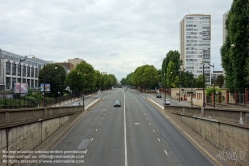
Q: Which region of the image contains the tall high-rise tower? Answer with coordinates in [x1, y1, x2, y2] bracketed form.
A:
[180, 14, 211, 84]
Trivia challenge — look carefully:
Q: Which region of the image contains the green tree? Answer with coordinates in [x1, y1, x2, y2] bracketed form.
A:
[120, 78, 126, 85]
[75, 61, 96, 91]
[196, 74, 206, 88]
[94, 70, 102, 90]
[132, 65, 159, 90]
[221, 0, 249, 92]
[215, 75, 225, 88]
[126, 72, 135, 86]
[38, 64, 66, 97]
[65, 70, 83, 93]
[206, 87, 222, 97]
[161, 50, 182, 88]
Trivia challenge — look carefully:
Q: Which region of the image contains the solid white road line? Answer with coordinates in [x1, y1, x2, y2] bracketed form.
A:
[123, 92, 128, 166]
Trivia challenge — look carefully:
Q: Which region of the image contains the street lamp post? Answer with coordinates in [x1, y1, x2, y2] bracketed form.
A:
[164, 55, 167, 101]
[164, 74, 166, 100]
[55, 67, 61, 105]
[19, 56, 27, 107]
[1, 65, 4, 92]
[43, 65, 46, 107]
[213, 84, 215, 108]
[179, 70, 181, 102]
[201, 62, 205, 107]
[82, 73, 86, 106]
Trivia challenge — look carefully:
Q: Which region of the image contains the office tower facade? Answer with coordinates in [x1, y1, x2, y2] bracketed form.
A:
[180, 14, 211, 85]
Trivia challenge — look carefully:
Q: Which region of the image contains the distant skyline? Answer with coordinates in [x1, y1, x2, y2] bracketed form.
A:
[0, 0, 233, 81]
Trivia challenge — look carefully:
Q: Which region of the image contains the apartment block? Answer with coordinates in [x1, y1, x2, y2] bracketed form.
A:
[180, 14, 211, 84]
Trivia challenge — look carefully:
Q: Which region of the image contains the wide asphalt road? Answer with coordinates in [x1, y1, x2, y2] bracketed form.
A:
[39, 88, 215, 166]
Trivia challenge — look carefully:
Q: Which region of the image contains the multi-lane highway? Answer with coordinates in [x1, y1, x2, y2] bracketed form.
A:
[40, 88, 215, 166]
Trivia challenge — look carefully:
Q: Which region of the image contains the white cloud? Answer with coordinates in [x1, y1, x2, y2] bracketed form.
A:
[0, 0, 233, 80]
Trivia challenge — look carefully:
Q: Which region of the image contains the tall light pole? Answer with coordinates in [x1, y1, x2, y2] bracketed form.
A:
[19, 56, 27, 107]
[164, 55, 167, 100]
[55, 67, 61, 105]
[82, 73, 86, 106]
[208, 63, 215, 107]
[43, 65, 46, 107]
[1, 65, 4, 92]
[179, 70, 181, 102]
[201, 62, 205, 107]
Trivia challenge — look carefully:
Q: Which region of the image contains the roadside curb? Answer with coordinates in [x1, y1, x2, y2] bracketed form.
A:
[146, 97, 224, 166]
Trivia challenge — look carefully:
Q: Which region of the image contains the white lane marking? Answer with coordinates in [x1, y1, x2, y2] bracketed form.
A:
[153, 129, 155, 132]
[104, 113, 105, 115]
[144, 113, 145, 115]
[158, 138, 160, 142]
[99, 122, 101, 125]
[91, 138, 93, 141]
[146, 118, 148, 120]
[96, 129, 98, 131]
[149, 123, 151, 125]
[102, 117, 103, 120]
[134, 123, 140, 125]
[164, 150, 168, 155]
[123, 92, 128, 166]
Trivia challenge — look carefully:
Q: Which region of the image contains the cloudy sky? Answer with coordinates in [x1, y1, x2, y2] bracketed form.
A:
[0, 0, 233, 81]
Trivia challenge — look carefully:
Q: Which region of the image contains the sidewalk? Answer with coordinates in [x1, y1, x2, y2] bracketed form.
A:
[160, 92, 197, 107]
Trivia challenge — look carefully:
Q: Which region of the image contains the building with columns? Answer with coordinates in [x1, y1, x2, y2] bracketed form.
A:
[0, 49, 51, 91]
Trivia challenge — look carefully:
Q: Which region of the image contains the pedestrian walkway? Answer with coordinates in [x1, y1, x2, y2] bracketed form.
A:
[160, 92, 196, 107]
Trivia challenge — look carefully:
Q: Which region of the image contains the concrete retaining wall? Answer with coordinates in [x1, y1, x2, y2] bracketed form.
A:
[0, 98, 102, 166]
[0, 114, 75, 166]
[171, 109, 249, 166]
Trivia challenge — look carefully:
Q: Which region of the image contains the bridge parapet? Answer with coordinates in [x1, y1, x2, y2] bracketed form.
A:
[0, 106, 84, 129]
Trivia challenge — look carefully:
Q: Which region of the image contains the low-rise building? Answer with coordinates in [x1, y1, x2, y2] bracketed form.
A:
[0, 49, 51, 91]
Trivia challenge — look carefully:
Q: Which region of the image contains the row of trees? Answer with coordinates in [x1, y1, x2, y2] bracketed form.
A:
[121, 50, 225, 89]
[121, 51, 204, 89]
[38, 61, 118, 97]
[161, 50, 195, 88]
[221, 0, 249, 93]
[122, 65, 159, 90]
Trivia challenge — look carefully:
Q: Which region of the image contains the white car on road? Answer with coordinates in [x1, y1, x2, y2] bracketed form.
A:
[164, 99, 171, 105]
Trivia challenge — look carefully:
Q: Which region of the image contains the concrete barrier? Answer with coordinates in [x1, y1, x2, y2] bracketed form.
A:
[0, 98, 102, 166]
[146, 98, 249, 166]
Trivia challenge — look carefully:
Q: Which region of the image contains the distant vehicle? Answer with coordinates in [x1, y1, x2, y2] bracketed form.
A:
[73, 102, 80, 106]
[114, 100, 121, 107]
[164, 99, 171, 105]
[156, 94, 161, 98]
